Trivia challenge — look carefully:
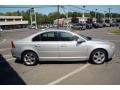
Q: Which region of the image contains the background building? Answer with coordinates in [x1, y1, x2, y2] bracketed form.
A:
[0, 16, 28, 30]
[54, 17, 98, 26]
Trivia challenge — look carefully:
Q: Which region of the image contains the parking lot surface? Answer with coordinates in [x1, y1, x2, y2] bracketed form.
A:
[0, 27, 120, 85]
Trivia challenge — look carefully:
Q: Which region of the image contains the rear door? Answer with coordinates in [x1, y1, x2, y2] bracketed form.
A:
[32, 31, 59, 58]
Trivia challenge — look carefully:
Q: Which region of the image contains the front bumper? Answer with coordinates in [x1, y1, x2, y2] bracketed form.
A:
[107, 44, 116, 59]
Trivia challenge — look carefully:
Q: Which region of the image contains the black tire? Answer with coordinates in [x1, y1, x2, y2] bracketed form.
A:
[89, 49, 107, 64]
[22, 51, 39, 66]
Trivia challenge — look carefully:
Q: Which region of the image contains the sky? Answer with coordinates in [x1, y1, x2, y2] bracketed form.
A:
[0, 5, 120, 15]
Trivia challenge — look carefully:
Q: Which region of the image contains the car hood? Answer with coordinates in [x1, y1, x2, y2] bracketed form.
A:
[88, 38, 112, 44]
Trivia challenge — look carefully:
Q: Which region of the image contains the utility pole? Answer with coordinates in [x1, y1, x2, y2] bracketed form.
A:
[57, 5, 59, 29]
[34, 11, 37, 29]
[61, 6, 69, 30]
[108, 8, 112, 23]
[66, 12, 69, 30]
[95, 9, 98, 23]
[30, 8, 32, 26]
[82, 6, 86, 23]
[82, 6, 85, 18]
[30, 7, 37, 29]
[104, 11, 106, 23]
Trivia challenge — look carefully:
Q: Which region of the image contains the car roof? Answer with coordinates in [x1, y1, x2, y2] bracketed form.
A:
[38, 29, 73, 34]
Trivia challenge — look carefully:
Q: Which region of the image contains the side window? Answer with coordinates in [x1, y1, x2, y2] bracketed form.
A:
[59, 32, 74, 41]
[73, 35, 79, 41]
[40, 32, 57, 41]
[32, 34, 40, 41]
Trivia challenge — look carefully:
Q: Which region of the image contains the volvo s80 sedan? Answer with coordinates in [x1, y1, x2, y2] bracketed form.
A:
[11, 30, 115, 66]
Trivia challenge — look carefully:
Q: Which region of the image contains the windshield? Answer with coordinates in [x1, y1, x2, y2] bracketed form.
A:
[79, 34, 92, 40]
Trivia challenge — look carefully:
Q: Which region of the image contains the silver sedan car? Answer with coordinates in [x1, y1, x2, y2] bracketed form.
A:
[11, 30, 115, 66]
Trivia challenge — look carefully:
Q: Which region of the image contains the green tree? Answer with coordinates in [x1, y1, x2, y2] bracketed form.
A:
[47, 12, 60, 24]
[90, 11, 95, 18]
[68, 12, 73, 17]
[21, 10, 31, 24]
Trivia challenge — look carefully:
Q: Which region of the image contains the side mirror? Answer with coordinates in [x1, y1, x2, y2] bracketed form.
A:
[77, 39, 85, 44]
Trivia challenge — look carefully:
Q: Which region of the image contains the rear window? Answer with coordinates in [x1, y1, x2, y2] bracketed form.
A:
[32, 35, 40, 41]
[32, 31, 58, 41]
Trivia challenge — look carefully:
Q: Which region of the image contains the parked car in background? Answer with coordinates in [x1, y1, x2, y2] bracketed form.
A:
[0, 27, 2, 32]
[0, 27, 3, 36]
[115, 23, 120, 27]
[103, 23, 110, 27]
[11, 30, 116, 66]
[28, 25, 37, 29]
[97, 23, 104, 28]
[92, 23, 99, 28]
[71, 23, 86, 30]
[86, 23, 93, 29]
[110, 23, 116, 27]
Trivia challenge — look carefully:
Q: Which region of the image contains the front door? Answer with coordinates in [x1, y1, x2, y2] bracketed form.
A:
[58, 32, 88, 59]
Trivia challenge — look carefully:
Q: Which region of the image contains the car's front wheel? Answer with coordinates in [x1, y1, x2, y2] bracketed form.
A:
[22, 51, 39, 66]
[90, 49, 107, 64]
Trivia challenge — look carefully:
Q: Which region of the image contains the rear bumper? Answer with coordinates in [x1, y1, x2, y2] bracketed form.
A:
[11, 48, 21, 59]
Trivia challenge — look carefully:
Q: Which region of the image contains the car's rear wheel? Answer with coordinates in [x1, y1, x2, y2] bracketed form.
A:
[90, 49, 107, 64]
[22, 51, 39, 66]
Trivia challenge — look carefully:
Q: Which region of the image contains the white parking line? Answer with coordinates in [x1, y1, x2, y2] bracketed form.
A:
[0, 54, 15, 63]
[0, 48, 11, 51]
[6, 58, 15, 61]
[0, 39, 6, 45]
[4, 54, 12, 58]
[48, 64, 90, 85]
[0, 57, 15, 63]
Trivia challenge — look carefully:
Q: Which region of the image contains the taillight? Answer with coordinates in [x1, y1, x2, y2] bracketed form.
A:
[11, 41, 16, 48]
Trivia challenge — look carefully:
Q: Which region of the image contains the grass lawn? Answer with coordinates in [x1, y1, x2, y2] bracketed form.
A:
[108, 29, 120, 35]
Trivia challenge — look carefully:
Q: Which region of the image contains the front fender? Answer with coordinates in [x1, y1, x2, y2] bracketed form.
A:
[87, 43, 109, 58]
